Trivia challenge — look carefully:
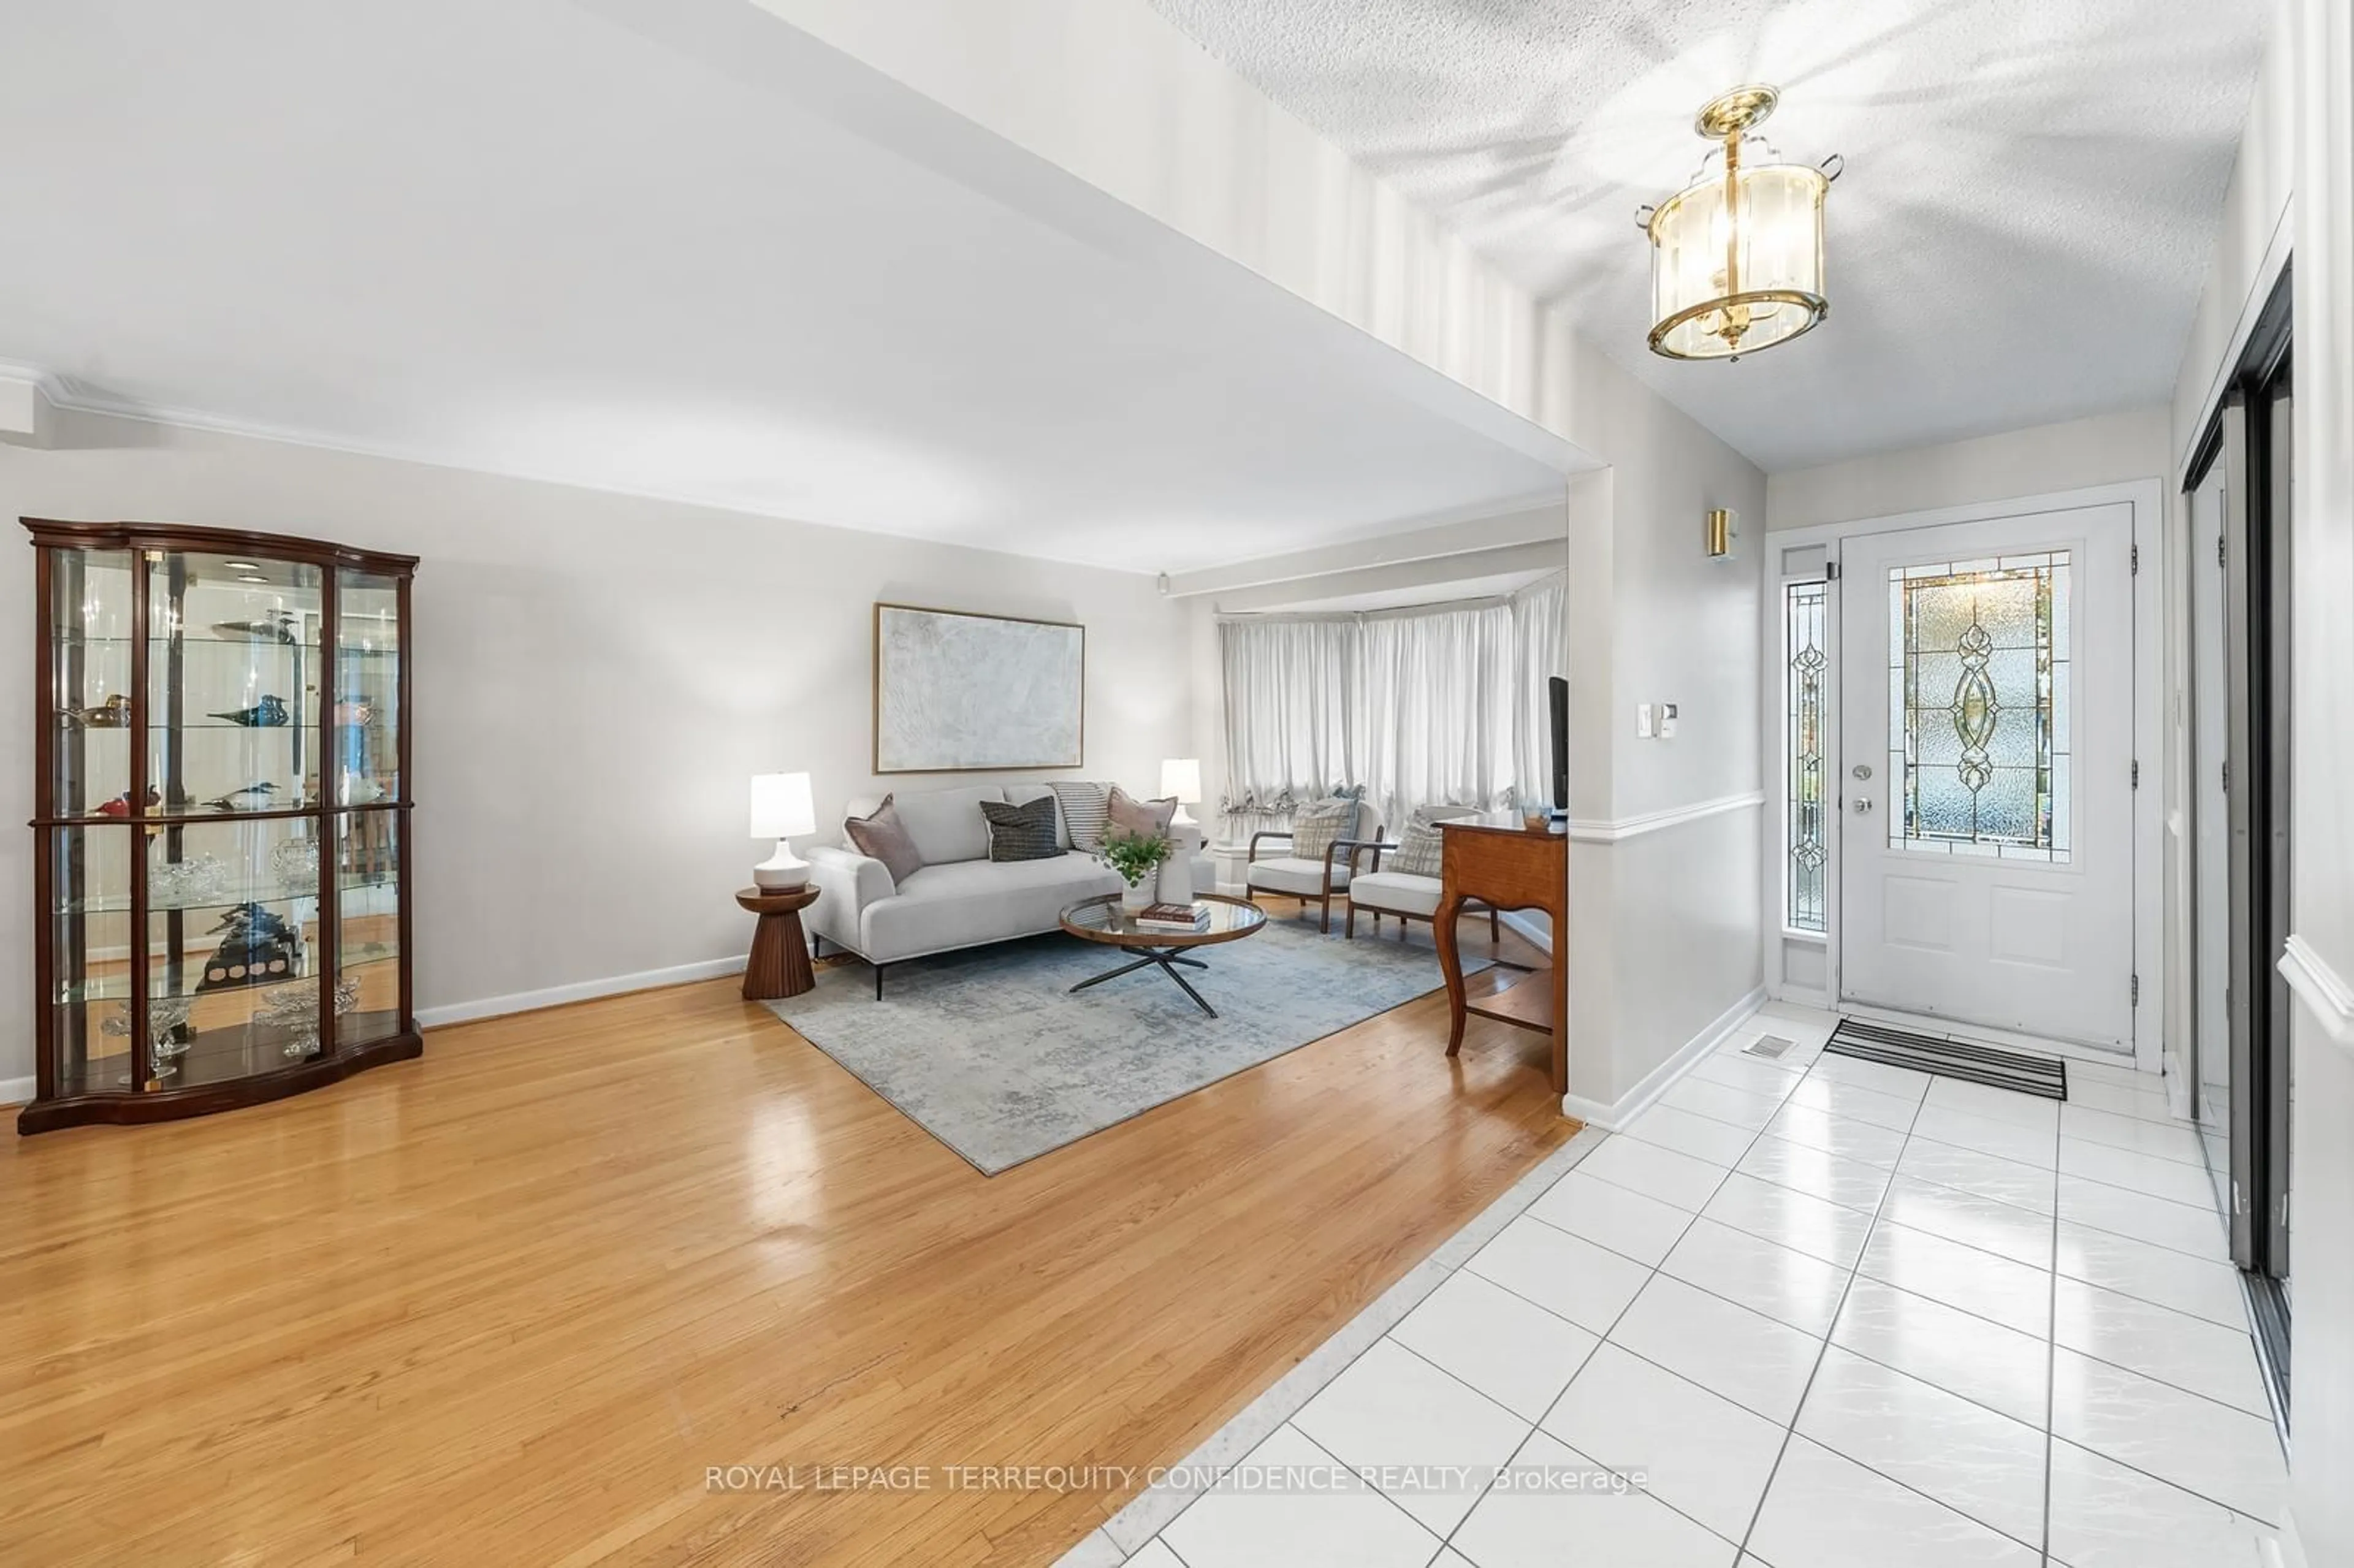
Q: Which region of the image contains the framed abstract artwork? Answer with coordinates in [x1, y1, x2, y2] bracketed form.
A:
[872, 603, 1086, 772]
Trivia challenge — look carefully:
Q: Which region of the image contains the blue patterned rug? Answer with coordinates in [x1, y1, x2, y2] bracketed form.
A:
[766, 921, 1490, 1174]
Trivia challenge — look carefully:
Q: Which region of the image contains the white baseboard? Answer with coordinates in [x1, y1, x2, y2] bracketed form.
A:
[1496, 910, 1552, 954]
[1561, 984, 1767, 1130]
[2261, 1513, 2306, 1568]
[2163, 1048, 2196, 1119]
[416, 955, 746, 1029]
[0, 1075, 35, 1108]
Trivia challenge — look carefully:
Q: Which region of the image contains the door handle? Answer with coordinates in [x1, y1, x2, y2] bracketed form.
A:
[1852, 763, 1873, 780]
[1851, 797, 1873, 814]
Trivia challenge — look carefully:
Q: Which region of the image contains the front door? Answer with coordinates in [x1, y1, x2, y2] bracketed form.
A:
[1838, 503, 2136, 1049]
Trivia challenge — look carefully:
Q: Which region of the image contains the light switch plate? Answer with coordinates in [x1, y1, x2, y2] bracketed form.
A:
[1636, 702, 1654, 738]
[1658, 702, 1679, 739]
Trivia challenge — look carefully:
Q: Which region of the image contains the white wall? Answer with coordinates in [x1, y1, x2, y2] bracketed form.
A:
[1766, 409, 2172, 533]
[2168, 1, 2354, 1562]
[1539, 335, 1768, 1113]
[2280, 0, 2354, 1561]
[2174, 2, 2299, 471]
[0, 409, 1190, 1085]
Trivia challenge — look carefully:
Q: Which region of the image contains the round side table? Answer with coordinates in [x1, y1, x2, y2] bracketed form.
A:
[736, 885, 820, 1000]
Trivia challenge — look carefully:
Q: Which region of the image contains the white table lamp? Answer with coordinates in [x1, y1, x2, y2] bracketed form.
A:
[1160, 758, 1202, 829]
[749, 772, 817, 890]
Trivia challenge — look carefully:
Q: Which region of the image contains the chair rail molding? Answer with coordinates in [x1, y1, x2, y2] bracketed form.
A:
[2280, 934, 2354, 1052]
[1564, 790, 1766, 843]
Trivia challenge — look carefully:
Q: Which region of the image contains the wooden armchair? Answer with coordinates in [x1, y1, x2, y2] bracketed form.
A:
[1339, 828, 1501, 945]
[1244, 819, 1381, 935]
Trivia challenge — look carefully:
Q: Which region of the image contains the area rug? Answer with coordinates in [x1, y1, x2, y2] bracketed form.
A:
[765, 923, 1490, 1174]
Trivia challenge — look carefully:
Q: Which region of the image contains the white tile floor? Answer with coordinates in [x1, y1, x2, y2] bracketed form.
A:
[1064, 1003, 2287, 1568]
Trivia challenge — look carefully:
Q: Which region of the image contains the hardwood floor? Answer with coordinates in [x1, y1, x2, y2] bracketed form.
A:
[0, 919, 1574, 1566]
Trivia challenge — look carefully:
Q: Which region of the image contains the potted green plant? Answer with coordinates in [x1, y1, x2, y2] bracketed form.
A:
[1099, 829, 1172, 912]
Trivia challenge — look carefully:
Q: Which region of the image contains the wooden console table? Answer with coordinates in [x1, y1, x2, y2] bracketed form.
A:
[1433, 821, 1567, 1093]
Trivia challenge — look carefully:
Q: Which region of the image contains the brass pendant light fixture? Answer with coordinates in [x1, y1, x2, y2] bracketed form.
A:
[1639, 86, 1843, 362]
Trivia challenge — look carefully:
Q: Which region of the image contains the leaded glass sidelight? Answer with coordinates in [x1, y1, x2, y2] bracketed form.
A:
[1887, 553, 2070, 861]
[1785, 580, 1828, 931]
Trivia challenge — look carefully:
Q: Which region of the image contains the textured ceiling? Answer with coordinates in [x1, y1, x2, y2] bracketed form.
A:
[1146, 0, 2269, 471]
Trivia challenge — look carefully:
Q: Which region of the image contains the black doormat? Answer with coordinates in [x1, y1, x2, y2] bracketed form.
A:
[1826, 1019, 2068, 1100]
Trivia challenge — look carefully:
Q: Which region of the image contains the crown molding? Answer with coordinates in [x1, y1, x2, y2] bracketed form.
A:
[0, 362, 64, 447]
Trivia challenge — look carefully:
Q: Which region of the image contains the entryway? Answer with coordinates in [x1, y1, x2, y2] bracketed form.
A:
[1766, 485, 2162, 1065]
[1838, 504, 2138, 1048]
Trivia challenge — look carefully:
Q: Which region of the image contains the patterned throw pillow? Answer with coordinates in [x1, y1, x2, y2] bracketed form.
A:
[1105, 785, 1177, 840]
[1049, 780, 1110, 852]
[1390, 805, 1473, 878]
[1390, 820, 1446, 878]
[979, 794, 1061, 862]
[1289, 793, 1362, 862]
[844, 795, 924, 885]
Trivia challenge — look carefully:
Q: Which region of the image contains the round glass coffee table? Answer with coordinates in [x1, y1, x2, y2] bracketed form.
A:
[1058, 893, 1267, 1018]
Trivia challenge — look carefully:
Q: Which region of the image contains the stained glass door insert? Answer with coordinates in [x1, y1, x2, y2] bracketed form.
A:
[1887, 553, 2070, 862]
[1785, 580, 1828, 931]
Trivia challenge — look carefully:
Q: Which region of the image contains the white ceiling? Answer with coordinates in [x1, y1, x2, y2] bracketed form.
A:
[1146, 0, 2269, 471]
[0, 1, 1568, 574]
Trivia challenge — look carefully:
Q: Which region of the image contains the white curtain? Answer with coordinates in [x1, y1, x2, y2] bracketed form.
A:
[1219, 573, 1567, 839]
[1511, 573, 1568, 813]
[1217, 616, 1357, 832]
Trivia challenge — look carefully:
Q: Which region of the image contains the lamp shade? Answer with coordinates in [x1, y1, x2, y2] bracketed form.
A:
[1642, 86, 1834, 362]
[749, 772, 817, 840]
[1160, 758, 1202, 805]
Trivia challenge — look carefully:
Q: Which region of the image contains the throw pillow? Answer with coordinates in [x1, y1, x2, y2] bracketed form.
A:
[1289, 791, 1362, 862]
[1049, 780, 1111, 853]
[978, 794, 1062, 862]
[844, 795, 924, 885]
[1105, 785, 1177, 840]
[1391, 804, 1476, 878]
[1390, 820, 1446, 878]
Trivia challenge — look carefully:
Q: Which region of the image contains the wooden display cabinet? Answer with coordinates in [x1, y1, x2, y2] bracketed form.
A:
[21, 520, 418, 1132]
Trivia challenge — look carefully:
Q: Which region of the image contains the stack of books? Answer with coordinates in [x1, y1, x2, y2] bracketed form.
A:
[1135, 901, 1211, 933]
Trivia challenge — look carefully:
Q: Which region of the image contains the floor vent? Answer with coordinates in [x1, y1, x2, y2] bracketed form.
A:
[1742, 1035, 1797, 1060]
[1826, 1019, 2067, 1100]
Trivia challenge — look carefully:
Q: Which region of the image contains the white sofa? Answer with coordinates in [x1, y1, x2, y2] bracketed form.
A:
[803, 783, 1214, 996]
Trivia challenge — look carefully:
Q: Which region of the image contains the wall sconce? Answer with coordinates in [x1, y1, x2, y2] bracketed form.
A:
[1705, 508, 1737, 558]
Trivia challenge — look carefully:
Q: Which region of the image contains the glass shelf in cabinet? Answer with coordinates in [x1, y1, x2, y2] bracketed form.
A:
[148, 721, 310, 732]
[50, 633, 327, 649]
[47, 801, 326, 825]
[55, 883, 376, 918]
[59, 968, 319, 1006]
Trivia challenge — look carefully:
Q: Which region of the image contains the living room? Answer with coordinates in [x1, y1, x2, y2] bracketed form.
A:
[5, 2, 2352, 1567]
